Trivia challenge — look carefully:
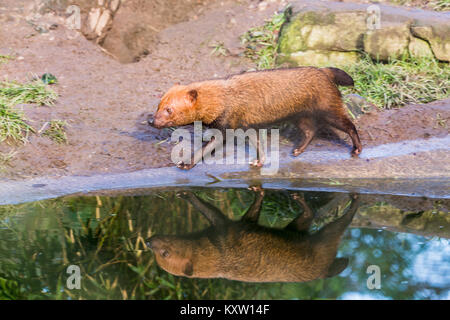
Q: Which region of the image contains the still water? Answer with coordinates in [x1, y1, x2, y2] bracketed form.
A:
[0, 187, 448, 300]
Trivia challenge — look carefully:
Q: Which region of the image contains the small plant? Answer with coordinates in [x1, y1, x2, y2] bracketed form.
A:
[0, 150, 16, 171]
[434, 113, 447, 128]
[209, 42, 228, 57]
[0, 55, 14, 65]
[0, 103, 34, 143]
[240, 7, 290, 70]
[0, 79, 57, 107]
[41, 120, 68, 144]
[40, 73, 58, 85]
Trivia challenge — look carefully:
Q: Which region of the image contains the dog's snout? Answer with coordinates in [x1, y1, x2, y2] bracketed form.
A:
[146, 237, 159, 250]
[147, 113, 155, 126]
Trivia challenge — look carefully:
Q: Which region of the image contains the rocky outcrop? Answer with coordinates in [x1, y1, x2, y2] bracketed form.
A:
[277, 0, 450, 66]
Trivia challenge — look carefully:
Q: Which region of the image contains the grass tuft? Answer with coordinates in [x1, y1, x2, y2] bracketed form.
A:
[0, 103, 35, 144]
[431, 0, 450, 11]
[41, 120, 68, 144]
[386, 0, 450, 11]
[341, 55, 450, 109]
[0, 79, 57, 107]
[209, 42, 229, 57]
[0, 150, 16, 171]
[240, 7, 289, 70]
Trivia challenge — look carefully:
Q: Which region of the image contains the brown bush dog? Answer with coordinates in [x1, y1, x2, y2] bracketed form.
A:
[147, 189, 359, 283]
[151, 67, 363, 170]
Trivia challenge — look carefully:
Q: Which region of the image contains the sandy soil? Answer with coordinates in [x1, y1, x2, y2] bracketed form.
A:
[0, 0, 448, 181]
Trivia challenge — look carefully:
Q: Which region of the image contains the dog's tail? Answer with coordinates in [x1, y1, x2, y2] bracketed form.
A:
[321, 67, 354, 87]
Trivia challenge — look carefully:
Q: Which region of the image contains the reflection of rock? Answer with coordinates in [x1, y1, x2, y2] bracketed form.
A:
[352, 198, 450, 239]
[278, 0, 450, 66]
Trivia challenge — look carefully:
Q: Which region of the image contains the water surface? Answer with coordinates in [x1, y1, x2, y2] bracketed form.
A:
[0, 188, 448, 300]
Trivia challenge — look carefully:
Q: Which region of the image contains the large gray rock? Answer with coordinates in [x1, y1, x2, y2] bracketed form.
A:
[277, 0, 450, 66]
[363, 22, 410, 60]
[411, 24, 450, 61]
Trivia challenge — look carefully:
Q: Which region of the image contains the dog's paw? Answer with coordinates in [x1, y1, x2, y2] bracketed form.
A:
[249, 159, 263, 168]
[177, 161, 195, 170]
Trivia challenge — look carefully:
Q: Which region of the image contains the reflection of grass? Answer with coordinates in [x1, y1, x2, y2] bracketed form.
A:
[0, 190, 287, 300]
[240, 7, 289, 70]
[341, 56, 450, 109]
[41, 120, 68, 144]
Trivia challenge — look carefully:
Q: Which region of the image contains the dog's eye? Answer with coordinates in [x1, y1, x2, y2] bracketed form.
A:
[166, 107, 172, 115]
[160, 249, 170, 258]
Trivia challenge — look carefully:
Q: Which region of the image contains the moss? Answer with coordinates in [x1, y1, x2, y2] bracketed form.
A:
[278, 11, 336, 54]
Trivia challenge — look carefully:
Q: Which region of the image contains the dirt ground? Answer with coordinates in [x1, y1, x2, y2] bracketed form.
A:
[0, 0, 449, 180]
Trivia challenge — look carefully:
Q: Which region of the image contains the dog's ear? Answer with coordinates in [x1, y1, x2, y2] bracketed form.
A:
[183, 260, 194, 276]
[187, 89, 198, 103]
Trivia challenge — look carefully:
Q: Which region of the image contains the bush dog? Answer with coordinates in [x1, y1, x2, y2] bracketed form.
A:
[147, 189, 359, 282]
[152, 67, 362, 169]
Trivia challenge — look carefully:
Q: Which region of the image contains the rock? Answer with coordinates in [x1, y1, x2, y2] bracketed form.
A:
[408, 36, 434, 59]
[94, 9, 112, 37]
[344, 94, 378, 118]
[87, 8, 101, 37]
[363, 23, 410, 61]
[411, 24, 450, 61]
[110, 0, 120, 13]
[278, 11, 367, 54]
[279, 49, 358, 67]
[277, 0, 450, 65]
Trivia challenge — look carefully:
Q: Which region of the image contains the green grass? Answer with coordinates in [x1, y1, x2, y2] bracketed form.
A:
[0, 55, 14, 65]
[0, 103, 35, 143]
[240, 7, 289, 70]
[386, 0, 450, 11]
[0, 79, 58, 145]
[341, 55, 450, 109]
[209, 42, 228, 57]
[0, 79, 57, 107]
[431, 0, 450, 11]
[41, 120, 68, 144]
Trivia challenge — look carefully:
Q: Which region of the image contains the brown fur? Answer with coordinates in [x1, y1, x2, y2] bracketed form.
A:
[147, 190, 359, 283]
[152, 67, 362, 165]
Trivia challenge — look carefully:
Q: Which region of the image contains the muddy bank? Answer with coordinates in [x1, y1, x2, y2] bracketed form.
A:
[0, 0, 449, 184]
[0, 132, 449, 205]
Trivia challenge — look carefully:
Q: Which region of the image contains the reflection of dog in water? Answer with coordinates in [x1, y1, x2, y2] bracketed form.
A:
[147, 188, 359, 282]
